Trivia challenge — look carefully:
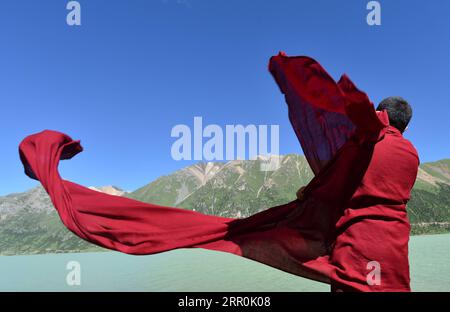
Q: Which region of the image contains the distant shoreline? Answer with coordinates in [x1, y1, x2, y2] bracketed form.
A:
[2, 232, 450, 257]
[411, 222, 450, 235]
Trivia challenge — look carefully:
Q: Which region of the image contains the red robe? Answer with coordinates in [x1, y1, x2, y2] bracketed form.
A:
[19, 53, 419, 291]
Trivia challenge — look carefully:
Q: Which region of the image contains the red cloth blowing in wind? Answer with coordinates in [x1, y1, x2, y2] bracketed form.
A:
[19, 53, 419, 291]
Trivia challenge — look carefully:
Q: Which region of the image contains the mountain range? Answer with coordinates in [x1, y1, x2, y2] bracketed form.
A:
[1, 155, 449, 255]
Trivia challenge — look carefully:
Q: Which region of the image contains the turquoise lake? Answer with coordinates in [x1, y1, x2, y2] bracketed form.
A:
[1, 234, 449, 291]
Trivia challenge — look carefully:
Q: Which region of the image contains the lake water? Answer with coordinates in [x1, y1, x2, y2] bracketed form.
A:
[1, 234, 449, 292]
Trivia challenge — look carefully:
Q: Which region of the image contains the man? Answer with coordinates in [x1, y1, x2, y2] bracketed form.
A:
[19, 53, 419, 292]
[296, 96, 418, 291]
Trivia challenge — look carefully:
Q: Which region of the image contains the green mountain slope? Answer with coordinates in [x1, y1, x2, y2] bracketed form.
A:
[0, 186, 102, 255]
[414, 159, 450, 193]
[175, 155, 313, 217]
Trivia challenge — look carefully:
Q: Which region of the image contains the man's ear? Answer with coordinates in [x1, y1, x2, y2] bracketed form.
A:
[404, 126, 409, 132]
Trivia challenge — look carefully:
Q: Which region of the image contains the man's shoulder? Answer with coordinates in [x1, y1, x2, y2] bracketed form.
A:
[400, 136, 420, 164]
[384, 132, 420, 165]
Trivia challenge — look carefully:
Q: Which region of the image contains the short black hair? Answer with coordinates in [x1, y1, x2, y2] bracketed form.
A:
[376, 96, 412, 133]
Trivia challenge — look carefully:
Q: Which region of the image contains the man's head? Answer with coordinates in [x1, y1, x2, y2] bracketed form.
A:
[376, 96, 412, 133]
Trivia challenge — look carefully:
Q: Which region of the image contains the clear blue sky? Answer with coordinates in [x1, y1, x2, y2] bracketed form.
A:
[1, 0, 449, 195]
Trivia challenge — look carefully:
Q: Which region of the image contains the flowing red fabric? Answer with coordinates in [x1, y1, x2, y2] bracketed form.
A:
[19, 53, 419, 291]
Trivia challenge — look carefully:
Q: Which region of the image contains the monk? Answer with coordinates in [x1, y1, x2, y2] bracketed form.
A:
[18, 53, 419, 292]
[296, 96, 418, 291]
